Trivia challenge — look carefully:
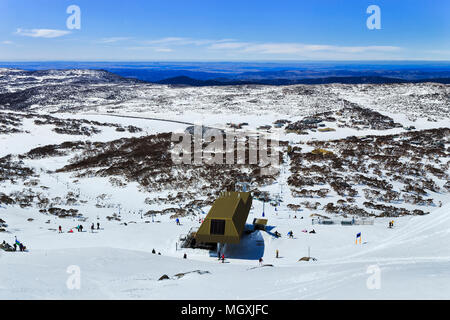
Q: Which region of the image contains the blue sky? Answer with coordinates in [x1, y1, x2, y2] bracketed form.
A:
[0, 0, 448, 61]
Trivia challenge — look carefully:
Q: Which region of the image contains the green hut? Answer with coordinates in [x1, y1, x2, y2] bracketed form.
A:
[195, 191, 252, 244]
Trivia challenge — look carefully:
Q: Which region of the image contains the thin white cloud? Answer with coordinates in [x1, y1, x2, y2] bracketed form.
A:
[209, 42, 250, 50]
[154, 48, 173, 52]
[427, 49, 450, 55]
[15, 28, 71, 38]
[140, 37, 234, 47]
[127, 37, 401, 59]
[211, 41, 401, 55]
[99, 37, 132, 43]
[140, 37, 208, 46]
[142, 37, 188, 45]
[1, 40, 13, 45]
[127, 46, 174, 52]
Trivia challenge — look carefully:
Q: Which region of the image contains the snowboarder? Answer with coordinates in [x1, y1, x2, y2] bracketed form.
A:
[309, 229, 316, 234]
[152, 249, 156, 254]
[79, 224, 83, 232]
[276, 249, 279, 258]
[221, 254, 225, 263]
[91, 223, 94, 232]
[176, 218, 180, 225]
[183, 253, 187, 259]
[58, 225, 62, 233]
[97, 222, 100, 230]
[288, 230, 294, 238]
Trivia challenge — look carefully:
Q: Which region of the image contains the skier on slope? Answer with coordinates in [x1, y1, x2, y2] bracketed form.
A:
[91, 223, 94, 232]
[221, 254, 225, 263]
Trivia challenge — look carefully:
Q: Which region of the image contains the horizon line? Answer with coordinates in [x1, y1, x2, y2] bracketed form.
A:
[1, 59, 450, 64]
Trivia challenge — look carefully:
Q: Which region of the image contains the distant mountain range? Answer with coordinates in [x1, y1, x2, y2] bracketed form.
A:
[156, 75, 450, 86]
[1, 61, 450, 86]
[1, 67, 448, 115]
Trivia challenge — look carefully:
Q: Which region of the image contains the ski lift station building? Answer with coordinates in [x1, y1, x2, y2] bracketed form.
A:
[195, 191, 252, 244]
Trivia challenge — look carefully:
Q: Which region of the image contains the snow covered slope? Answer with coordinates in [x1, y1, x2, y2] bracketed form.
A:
[0, 69, 449, 299]
[1, 203, 448, 299]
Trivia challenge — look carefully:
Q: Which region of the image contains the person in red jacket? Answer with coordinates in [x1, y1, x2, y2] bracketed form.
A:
[221, 254, 225, 263]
